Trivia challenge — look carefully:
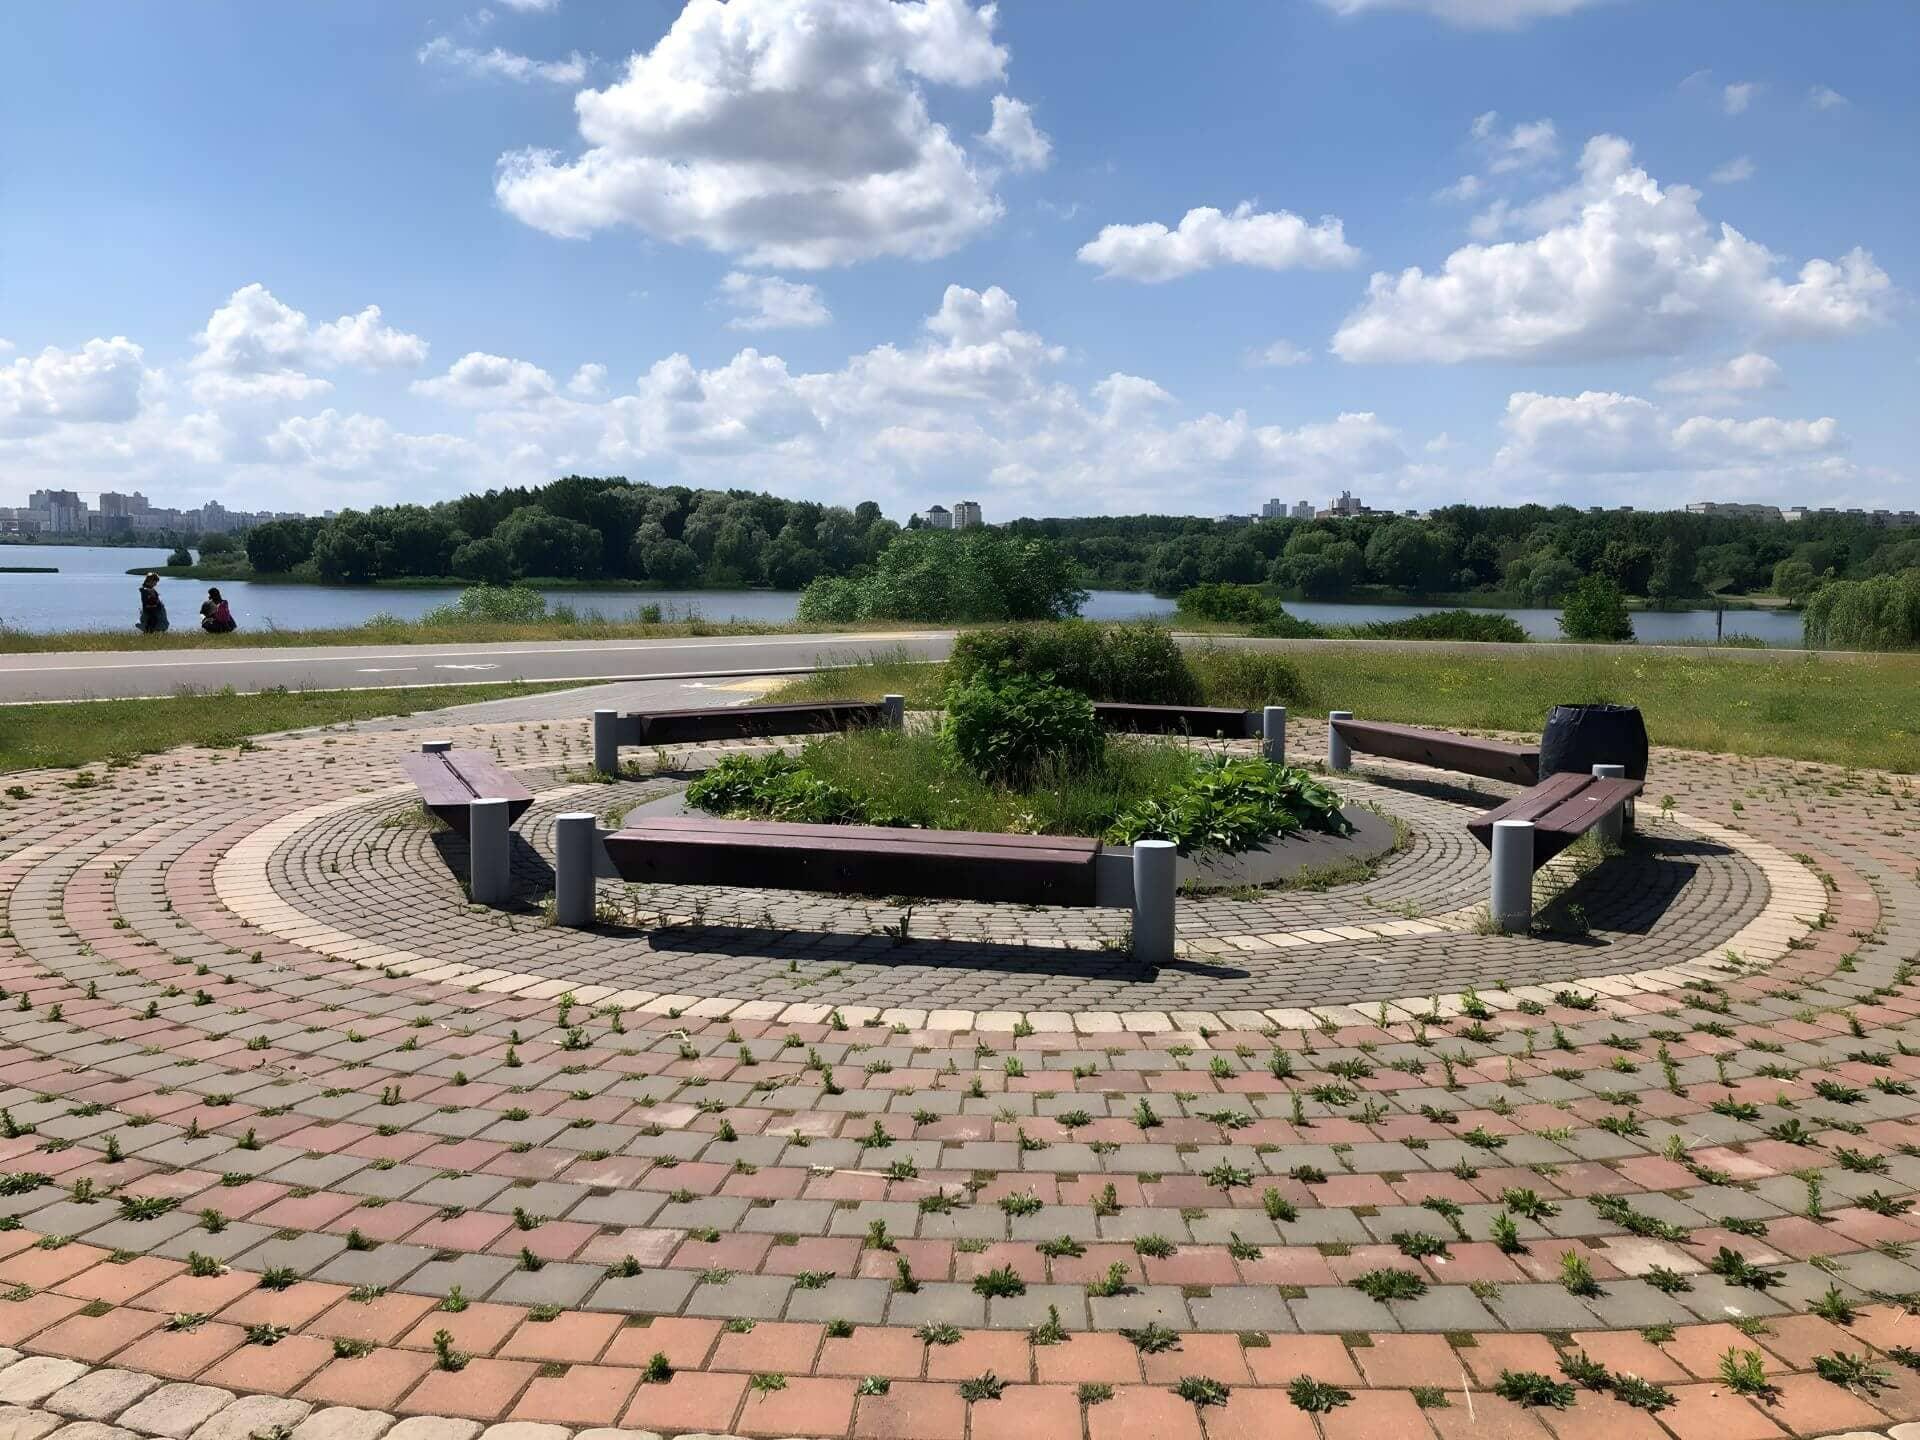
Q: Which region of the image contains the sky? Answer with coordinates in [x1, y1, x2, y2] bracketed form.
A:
[1, 0, 1915, 523]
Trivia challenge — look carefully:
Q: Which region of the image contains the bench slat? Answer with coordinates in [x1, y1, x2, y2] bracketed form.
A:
[1467, 774, 1642, 862]
[604, 819, 1101, 906]
[1333, 718, 1540, 786]
[400, 750, 534, 836]
[632, 702, 883, 746]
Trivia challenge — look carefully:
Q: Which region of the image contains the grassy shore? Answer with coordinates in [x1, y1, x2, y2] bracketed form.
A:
[0, 614, 931, 655]
[772, 644, 1920, 773]
[0, 682, 570, 774]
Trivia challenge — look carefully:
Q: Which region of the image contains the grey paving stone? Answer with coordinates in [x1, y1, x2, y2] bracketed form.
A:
[1087, 1287, 1192, 1332]
[884, 1285, 985, 1330]
[382, 1421, 482, 1440]
[1287, 1287, 1397, 1334]
[44, 1374, 162, 1424]
[683, 1275, 794, 1319]
[1187, 1287, 1299, 1333]
[490, 1263, 602, 1309]
[0, 1405, 61, 1440]
[0, 1364, 91, 1409]
[117, 1388, 238, 1440]
[583, 1271, 698, 1315]
[290, 1410, 395, 1440]
[782, 1278, 889, 1326]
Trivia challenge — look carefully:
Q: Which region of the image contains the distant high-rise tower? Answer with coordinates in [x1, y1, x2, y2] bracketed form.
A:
[952, 500, 983, 529]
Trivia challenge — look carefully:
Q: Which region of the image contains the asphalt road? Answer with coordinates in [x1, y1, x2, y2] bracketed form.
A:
[0, 631, 956, 704]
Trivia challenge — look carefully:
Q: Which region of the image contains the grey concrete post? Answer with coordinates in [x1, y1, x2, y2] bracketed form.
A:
[882, 694, 905, 730]
[1131, 839, 1177, 965]
[468, 797, 510, 906]
[554, 812, 598, 928]
[592, 709, 619, 776]
[420, 740, 452, 754]
[1263, 706, 1287, 764]
[1491, 819, 1534, 934]
[1327, 711, 1353, 771]
[1592, 763, 1626, 845]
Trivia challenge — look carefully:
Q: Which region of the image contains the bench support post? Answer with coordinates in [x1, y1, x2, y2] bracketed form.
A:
[882, 694, 905, 730]
[554, 812, 598, 928]
[421, 740, 452, 754]
[1131, 839, 1177, 965]
[1327, 712, 1352, 771]
[593, 709, 619, 777]
[1263, 707, 1287, 764]
[1490, 819, 1534, 934]
[1592, 764, 1627, 844]
[468, 797, 510, 906]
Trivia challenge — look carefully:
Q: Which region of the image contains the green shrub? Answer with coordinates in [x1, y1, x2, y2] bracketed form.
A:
[1558, 576, 1634, 643]
[685, 752, 874, 824]
[1360, 610, 1529, 643]
[419, 585, 549, 625]
[1803, 569, 1920, 650]
[796, 529, 1086, 624]
[1176, 584, 1322, 638]
[1106, 756, 1348, 856]
[942, 675, 1104, 786]
[1184, 648, 1310, 709]
[947, 621, 1200, 705]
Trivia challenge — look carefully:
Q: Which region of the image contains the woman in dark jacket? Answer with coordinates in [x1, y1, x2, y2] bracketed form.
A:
[137, 573, 169, 633]
[200, 587, 236, 633]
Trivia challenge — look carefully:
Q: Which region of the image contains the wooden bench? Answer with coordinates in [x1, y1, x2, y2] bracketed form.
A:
[1468, 770, 1643, 865]
[1093, 702, 1258, 739]
[558, 815, 1180, 962]
[594, 699, 896, 772]
[1329, 715, 1539, 787]
[399, 746, 533, 836]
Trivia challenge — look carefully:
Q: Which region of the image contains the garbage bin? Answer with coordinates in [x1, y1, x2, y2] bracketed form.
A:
[1539, 703, 1648, 781]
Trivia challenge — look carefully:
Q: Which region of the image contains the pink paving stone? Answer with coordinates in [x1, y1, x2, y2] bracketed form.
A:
[1244, 1335, 1364, 1387]
[951, 1244, 1047, 1285]
[1139, 1333, 1250, 1386]
[1538, 1392, 1676, 1440]
[498, 1310, 625, 1364]
[133, 1268, 262, 1317]
[711, 1321, 827, 1376]
[1564, 1331, 1688, 1382]
[1143, 1249, 1241, 1286]
[736, 1376, 858, 1439]
[1755, 1371, 1892, 1435]
[407, 1210, 514, 1251]
[253, 1190, 361, 1230]
[307, 1291, 440, 1345]
[487, 1218, 597, 1262]
[1656, 1384, 1788, 1440]
[30, 1304, 166, 1363]
[762, 1236, 865, 1276]
[1084, 1386, 1203, 1440]
[401, 1358, 545, 1422]
[965, 1384, 1085, 1440]
[509, 1365, 643, 1427]
[1313, 1173, 1398, 1206]
[576, 1227, 681, 1268]
[1458, 1333, 1565, 1387]
[1749, 1312, 1858, 1369]
[852, 1380, 968, 1440]
[666, 1231, 776, 1272]
[1423, 1243, 1527, 1284]
[1045, 1247, 1141, 1287]
[1034, 1332, 1142, 1385]
[400, 1301, 527, 1356]
[1316, 1387, 1433, 1440]
[1357, 1333, 1471, 1388]
[925, 1330, 1033, 1383]
[296, 1348, 438, 1410]
[1234, 1248, 1338, 1286]
[56, 1255, 182, 1304]
[0, 1242, 112, 1288]
[1427, 1392, 1556, 1440]
[1198, 1387, 1320, 1440]
[198, 1333, 336, 1394]
[602, 1315, 723, 1370]
[817, 1325, 928, 1379]
[215, 1280, 351, 1331]
[111, 1319, 249, 1380]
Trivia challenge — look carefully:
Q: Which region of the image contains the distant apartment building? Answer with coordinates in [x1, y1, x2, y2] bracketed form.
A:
[1260, 497, 1314, 521]
[1, 491, 302, 536]
[952, 500, 983, 529]
[915, 504, 953, 530]
[1687, 501, 1783, 521]
[1318, 489, 1371, 520]
[1781, 505, 1920, 529]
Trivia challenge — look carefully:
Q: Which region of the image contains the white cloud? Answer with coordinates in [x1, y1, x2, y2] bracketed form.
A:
[1722, 81, 1758, 115]
[1077, 202, 1359, 282]
[412, 352, 558, 407]
[979, 95, 1052, 172]
[0, 338, 153, 434]
[189, 285, 427, 404]
[418, 37, 588, 85]
[0, 338, 13, 355]
[1250, 340, 1312, 367]
[494, 0, 1009, 269]
[1435, 175, 1483, 204]
[498, 0, 559, 11]
[1333, 135, 1893, 363]
[1471, 112, 1559, 173]
[1808, 85, 1849, 111]
[266, 409, 477, 473]
[1709, 155, 1755, 184]
[1313, 0, 1603, 27]
[1497, 388, 1845, 488]
[718, 272, 832, 330]
[1657, 352, 1783, 402]
[567, 363, 608, 398]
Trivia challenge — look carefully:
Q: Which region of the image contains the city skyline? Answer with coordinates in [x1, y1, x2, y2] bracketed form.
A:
[2, 1, 1915, 520]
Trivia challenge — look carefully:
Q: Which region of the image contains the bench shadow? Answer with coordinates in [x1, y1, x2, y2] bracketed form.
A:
[1532, 832, 1735, 941]
[630, 921, 1254, 984]
[428, 831, 556, 913]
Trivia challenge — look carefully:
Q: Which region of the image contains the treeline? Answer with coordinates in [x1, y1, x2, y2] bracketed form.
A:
[1005, 506, 1920, 603]
[243, 477, 901, 587]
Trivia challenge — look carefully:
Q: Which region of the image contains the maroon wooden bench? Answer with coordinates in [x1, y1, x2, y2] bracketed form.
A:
[1331, 716, 1539, 787]
[1467, 770, 1644, 865]
[612, 701, 886, 747]
[399, 748, 533, 837]
[1093, 703, 1258, 739]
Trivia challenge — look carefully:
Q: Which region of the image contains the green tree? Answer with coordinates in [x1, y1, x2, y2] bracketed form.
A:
[1558, 574, 1635, 642]
[451, 536, 514, 586]
[494, 507, 602, 580]
[1770, 557, 1819, 604]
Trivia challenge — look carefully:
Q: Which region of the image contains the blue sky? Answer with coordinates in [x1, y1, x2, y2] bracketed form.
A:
[2, 0, 1914, 521]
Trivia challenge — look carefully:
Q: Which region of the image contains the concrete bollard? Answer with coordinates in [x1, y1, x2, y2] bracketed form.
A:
[1131, 839, 1178, 966]
[1592, 763, 1626, 845]
[1327, 711, 1353, 771]
[1491, 819, 1534, 934]
[421, 740, 452, 754]
[468, 797, 510, 906]
[1263, 706, 1287, 765]
[593, 709, 619, 777]
[554, 812, 598, 928]
[882, 694, 905, 730]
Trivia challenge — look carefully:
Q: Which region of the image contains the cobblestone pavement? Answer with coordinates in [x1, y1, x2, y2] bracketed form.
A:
[1, 697, 1918, 1440]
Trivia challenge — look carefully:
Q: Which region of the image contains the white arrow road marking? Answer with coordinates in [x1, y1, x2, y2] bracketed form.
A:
[434, 663, 499, 671]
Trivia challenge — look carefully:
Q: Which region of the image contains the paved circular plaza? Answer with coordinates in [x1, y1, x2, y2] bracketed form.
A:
[1, 694, 1918, 1440]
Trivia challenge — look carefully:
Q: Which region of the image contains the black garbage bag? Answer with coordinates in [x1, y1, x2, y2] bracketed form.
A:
[1539, 703, 1648, 780]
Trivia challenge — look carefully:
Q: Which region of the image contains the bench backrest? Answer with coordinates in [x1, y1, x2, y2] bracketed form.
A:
[1333, 717, 1540, 787]
[615, 701, 884, 747]
[1093, 702, 1258, 739]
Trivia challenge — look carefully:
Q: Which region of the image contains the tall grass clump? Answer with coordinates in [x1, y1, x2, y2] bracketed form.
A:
[1804, 569, 1920, 651]
[947, 621, 1200, 704]
[1176, 583, 1323, 638]
[418, 585, 549, 626]
[1357, 610, 1529, 643]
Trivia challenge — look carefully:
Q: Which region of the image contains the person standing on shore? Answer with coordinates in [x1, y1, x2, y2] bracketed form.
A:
[136, 573, 169, 633]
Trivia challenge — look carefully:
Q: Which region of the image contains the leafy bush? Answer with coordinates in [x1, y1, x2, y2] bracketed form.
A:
[685, 751, 874, 824]
[419, 585, 549, 626]
[1177, 584, 1323, 638]
[1184, 648, 1310, 709]
[1360, 610, 1529, 643]
[797, 529, 1086, 624]
[942, 675, 1104, 786]
[1107, 756, 1349, 856]
[1804, 568, 1920, 650]
[1558, 576, 1635, 643]
[947, 621, 1200, 704]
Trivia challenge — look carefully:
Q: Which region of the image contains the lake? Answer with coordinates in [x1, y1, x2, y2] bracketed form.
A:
[0, 543, 1807, 645]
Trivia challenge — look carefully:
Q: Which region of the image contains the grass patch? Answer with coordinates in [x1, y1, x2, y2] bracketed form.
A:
[770, 644, 1920, 772]
[0, 682, 574, 774]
